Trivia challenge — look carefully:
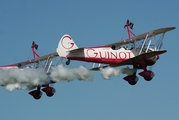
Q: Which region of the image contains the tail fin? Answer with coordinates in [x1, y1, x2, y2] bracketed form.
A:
[56, 34, 78, 57]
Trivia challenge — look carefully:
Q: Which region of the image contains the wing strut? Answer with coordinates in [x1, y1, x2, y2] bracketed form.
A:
[157, 33, 165, 50]
[139, 34, 149, 54]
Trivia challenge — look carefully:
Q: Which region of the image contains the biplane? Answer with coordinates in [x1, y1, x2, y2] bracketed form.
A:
[0, 41, 59, 100]
[56, 20, 175, 85]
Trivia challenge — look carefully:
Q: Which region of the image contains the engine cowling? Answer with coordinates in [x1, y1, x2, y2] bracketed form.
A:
[29, 90, 42, 100]
[42, 87, 56, 97]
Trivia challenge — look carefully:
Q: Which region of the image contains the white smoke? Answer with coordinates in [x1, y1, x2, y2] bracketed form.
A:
[0, 68, 48, 92]
[100, 67, 120, 79]
[0, 64, 93, 92]
[100, 66, 136, 80]
[50, 64, 93, 82]
[121, 66, 137, 75]
[0, 64, 136, 92]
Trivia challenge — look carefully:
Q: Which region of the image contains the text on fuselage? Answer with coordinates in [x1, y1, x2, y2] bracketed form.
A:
[86, 48, 132, 59]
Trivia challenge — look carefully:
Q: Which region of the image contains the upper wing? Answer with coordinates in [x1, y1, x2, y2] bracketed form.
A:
[15, 52, 58, 68]
[91, 50, 166, 70]
[107, 27, 176, 48]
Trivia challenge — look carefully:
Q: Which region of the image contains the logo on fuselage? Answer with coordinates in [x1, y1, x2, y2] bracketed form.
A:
[86, 48, 132, 59]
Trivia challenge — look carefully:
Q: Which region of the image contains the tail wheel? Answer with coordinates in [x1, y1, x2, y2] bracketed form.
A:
[66, 59, 70, 65]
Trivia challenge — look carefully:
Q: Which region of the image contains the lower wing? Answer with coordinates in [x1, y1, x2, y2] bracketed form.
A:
[91, 50, 167, 70]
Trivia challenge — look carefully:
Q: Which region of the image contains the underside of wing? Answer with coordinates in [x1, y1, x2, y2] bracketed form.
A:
[91, 50, 167, 70]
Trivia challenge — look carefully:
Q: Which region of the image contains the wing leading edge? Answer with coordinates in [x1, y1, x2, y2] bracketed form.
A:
[107, 26, 176, 48]
[14, 52, 58, 68]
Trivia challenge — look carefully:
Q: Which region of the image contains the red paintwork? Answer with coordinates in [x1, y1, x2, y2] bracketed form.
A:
[62, 35, 72, 40]
[0, 64, 18, 69]
[29, 90, 40, 96]
[123, 75, 137, 85]
[139, 70, 153, 79]
[42, 86, 56, 97]
[28, 89, 42, 99]
[67, 56, 127, 64]
[145, 59, 156, 66]
[123, 75, 134, 81]
[0, 64, 17, 67]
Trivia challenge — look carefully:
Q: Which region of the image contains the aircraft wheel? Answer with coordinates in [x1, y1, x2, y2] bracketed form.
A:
[124, 75, 138, 85]
[145, 71, 155, 81]
[139, 71, 155, 81]
[33, 92, 42, 100]
[29, 90, 42, 100]
[42, 87, 56, 97]
[66, 60, 70, 65]
[144, 77, 152, 81]
[128, 76, 138, 85]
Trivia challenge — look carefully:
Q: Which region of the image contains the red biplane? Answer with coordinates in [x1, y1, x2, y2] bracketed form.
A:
[56, 20, 175, 85]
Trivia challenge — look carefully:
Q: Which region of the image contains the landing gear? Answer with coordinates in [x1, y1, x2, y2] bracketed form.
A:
[29, 86, 42, 100]
[139, 70, 155, 81]
[123, 75, 139, 85]
[29, 85, 56, 100]
[42, 85, 56, 97]
[123, 60, 155, 85]
[138, 60, 155, 81]
[66, 59, 70, 65]
[123, 66, 138, 85]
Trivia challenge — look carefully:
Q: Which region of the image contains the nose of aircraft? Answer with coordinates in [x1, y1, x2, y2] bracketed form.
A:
[156, 55, 160, 60]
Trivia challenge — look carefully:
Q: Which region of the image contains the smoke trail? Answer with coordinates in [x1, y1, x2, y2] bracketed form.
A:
[0, 64, 136, 92]
[100, 67, 120, 80]
[121, 66, 136, 75]
[100, 66, 136, 79]
[0, 64, 94, 92]
[50, 64, 93, 82]
[0, 68, 48, 92]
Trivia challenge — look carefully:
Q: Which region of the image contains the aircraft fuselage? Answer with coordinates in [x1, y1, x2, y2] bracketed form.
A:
[66, 47, 141, 64]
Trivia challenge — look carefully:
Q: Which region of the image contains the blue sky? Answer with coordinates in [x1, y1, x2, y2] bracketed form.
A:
[0, 0, 178, 120]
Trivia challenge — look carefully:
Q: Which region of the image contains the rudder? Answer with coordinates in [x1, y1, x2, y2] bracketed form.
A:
[56, 34, 78, 57]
